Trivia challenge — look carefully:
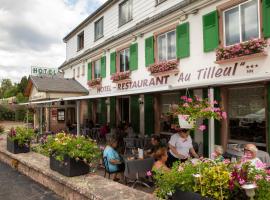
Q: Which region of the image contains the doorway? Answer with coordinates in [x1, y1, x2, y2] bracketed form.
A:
[119, 97, 130, 124]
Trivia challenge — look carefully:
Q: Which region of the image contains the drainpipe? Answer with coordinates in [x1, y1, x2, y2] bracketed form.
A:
[76, 100, 80, 136]
[208, 87, 215, 158]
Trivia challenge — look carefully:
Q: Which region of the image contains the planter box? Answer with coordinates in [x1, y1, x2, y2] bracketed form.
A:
[50, 155, 90, 177]
[150, 69, 179, 77]
[172, 190, 213, 200]
[178, 115, 194, 129]
[112, 78, 131, 84]
[6, 137, 30, 154]
[215, 52, 267, 64]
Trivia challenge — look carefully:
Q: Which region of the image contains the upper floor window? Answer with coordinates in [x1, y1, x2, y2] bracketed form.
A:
[119, 48, 130, 72]
[119, 0, 132, 26]
[94, 59, 101, 79]
[223, 0, 259, 46]
[77, 31, 84, 51]
[157, 30, 176, 61]
[73, 68, 75, 78]
[77, 67, 80, 78]
[95, 17, 104, 41]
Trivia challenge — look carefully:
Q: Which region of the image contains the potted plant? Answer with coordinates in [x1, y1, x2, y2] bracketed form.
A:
[111, 71, 131, 83]
[7, 127, 34, 154]
[172, 95, 227, 130]
[87, 77, 102, 88]
[148, 60, 179, 76]
[44, 132, 101, 177]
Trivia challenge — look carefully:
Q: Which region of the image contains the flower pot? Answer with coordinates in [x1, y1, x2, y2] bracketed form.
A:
[178, 115, 194, 129]
[50, 155, 90, 177]
[6, 137, 30, 154]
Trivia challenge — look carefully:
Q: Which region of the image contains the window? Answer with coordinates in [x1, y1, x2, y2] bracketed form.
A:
[157, 30, 176, 61]
[77, 67, 80, 78]
[57, 109, 65, 121]
[77, 31, 84, 50]
[119, 0, 132, 26]
[73, 68, 75, 78]
[95, 17, 104, 41]
[119, 48, 130, 72]
[94, 59, 101, 79]
[228, 86, 266, 150]
[223, 0, 259, 46]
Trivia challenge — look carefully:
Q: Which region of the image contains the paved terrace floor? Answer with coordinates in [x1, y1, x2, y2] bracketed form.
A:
[0, 161, 62, 200]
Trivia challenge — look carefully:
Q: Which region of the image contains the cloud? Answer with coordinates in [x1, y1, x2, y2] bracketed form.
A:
[0, 0, 105, 83]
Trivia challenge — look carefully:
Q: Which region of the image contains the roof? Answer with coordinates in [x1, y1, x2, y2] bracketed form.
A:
[25, 76, 89, 96]
[63, 0, 115, 42]
[59, 0, 199, 70]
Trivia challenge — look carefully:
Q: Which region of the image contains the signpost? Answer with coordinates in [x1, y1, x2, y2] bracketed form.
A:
[31, 66, 57, 76]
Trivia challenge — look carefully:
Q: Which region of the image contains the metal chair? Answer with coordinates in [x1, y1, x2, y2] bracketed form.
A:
[103, 156, 121, 179]
[123, 138, 136, 155]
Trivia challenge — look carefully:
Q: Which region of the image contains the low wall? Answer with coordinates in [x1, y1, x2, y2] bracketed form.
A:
[0, 135, 156, 200]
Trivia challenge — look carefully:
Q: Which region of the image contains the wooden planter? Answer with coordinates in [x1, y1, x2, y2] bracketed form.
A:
[172, 190, 213, 200]
[215, 52, 267, 64]
[6, 137, 30, 154]
[50, 155, 89, 177]
[112, 78, 131, 84]
[150, 69, 179, 77]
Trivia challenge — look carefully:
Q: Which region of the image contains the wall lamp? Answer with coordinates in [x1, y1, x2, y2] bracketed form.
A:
[138, 97, 144, 105]
[105, 99, 110, 105]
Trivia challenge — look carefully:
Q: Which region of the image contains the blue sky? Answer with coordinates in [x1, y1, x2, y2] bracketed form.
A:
[0, 0, 107, 83]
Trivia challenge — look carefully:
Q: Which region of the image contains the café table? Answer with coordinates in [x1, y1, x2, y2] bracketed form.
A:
[226, 148, 270, 165]
[123, 156, 155, 188]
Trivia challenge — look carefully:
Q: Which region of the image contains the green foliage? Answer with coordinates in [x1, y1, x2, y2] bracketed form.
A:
[8, 126, 35, 146]
[44, 132, 101, 164]
[0, 125, 4, 134]
[16, 92, 28, 103]
[0, 105, 15, 121]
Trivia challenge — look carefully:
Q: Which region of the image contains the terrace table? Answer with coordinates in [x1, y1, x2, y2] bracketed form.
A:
[123, 156, 154, 188]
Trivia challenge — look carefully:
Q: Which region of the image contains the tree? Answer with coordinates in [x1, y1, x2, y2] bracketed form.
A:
[0, 79, 12, 98]
[16, 92, 27, 103]
[17, 76, 28, 94]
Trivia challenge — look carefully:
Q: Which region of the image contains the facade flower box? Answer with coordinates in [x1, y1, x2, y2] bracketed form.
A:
[215, 52, 268, 64]
[7, 137, 30, 154]
[50, 155, 90, 177]
[87, 78, 102, 88]
[216, 39, 268, 63]
[111, 71, 131, 83]
[148, 60, 179, 76]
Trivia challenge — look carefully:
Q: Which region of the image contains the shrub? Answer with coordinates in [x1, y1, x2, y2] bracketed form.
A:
[8, 127, 35, 146]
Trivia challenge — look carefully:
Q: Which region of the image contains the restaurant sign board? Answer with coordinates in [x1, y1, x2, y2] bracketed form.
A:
[31, 66, 57, 76]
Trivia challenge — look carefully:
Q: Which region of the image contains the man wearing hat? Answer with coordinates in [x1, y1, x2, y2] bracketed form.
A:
[166, 128, 199, 168]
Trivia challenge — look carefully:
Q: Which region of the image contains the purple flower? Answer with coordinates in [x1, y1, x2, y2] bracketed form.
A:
[146, 170, 152, 177]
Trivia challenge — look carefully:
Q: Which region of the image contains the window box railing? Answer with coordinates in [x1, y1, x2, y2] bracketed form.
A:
[148, 60, 179, 76]
[215, 39, 268, 64]
[87, 78, 102, 88]
[111, 71, 131, 83]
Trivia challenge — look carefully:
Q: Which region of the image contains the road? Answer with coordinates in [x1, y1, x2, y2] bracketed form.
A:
[0, 161, 62, 200]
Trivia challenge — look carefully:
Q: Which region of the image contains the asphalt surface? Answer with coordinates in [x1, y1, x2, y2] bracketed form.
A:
[0, 161, 62, 200]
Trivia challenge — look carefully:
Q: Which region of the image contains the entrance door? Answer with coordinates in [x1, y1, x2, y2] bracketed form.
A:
[119, 97, 130, 124]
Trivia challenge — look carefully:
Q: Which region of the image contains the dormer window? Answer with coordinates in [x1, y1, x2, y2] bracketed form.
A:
[95, 17, 104, 41]
[77, 31, 84, 51]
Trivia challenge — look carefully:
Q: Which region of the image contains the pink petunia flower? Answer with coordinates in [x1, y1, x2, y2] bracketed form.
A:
[239, 178, 246, 185]
[255, 174, 263, 180]
[198, 125, 206, 131]
[146, 170, 152, 177]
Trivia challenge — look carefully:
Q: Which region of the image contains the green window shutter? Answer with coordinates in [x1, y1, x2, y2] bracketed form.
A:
[144, 94, 154, 135]
[110, 97, 116, 128]
[87, 62, 92, 80]
[88, 100, 93, 120]
[214, 87, 221, 145]
[176, 22, 190, 58]
[263, 0, 270, 38]
[130, 95, 140, 133]
[202, 89, 209, 157]
[130, 43, 138, 71]
[267, 84, 270, 154]
[101, 56, 106, 78]
[145, 36, 155, 67]
[100, 98, 107, 125]
[203, 10, 219, 52]
[110, 52, 116, 75]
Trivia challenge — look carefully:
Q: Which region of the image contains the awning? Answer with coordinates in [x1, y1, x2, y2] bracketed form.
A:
[19, 98, 62, 105]
[63, 85, 173, 101]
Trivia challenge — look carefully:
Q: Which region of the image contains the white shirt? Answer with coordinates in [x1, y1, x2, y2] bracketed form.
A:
[169, 134, 193, 158]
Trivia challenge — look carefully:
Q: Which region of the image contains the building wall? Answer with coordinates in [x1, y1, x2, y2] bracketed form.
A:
[65, 0, 185, 60]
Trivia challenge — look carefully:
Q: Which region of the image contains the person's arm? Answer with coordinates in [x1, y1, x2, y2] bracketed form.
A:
[109, 159, 122, 165]
[189, 147, 199, 158]
[169, 144, 187, 160]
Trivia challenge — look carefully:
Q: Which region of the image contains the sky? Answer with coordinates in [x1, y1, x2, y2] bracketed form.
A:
[0, 0, 107, 83]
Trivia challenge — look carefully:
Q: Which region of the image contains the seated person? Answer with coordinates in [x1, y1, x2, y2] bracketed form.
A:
[146, 135, 163, 156]
[152, 147, 170, 172]
[126, 123, 136, 138]
[211, 145, 224, 162]
[241, 144, 265, 168]
[103, 137, 124, 181]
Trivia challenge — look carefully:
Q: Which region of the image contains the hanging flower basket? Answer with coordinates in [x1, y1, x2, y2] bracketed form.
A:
[111, 71, 131, 83]
[216, 38, 268, 62]
[148, 60, 179, 76]
[173, 95, 227, 130]
[87, 78, 102, 88]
